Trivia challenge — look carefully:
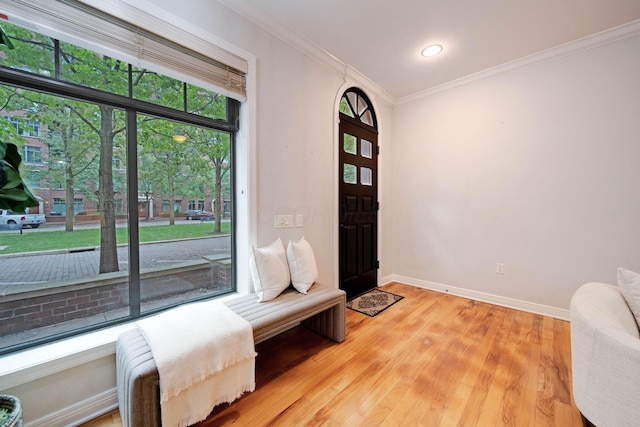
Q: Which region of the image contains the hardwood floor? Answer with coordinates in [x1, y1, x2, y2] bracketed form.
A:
[81, 282, 582, 426]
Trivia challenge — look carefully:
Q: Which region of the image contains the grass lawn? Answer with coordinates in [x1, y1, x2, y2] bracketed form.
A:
[0, 222, 230, 255]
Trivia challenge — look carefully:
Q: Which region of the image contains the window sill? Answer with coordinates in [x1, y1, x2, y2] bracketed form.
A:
[0, 292, 243, 390]
[0, 323, 135, 390]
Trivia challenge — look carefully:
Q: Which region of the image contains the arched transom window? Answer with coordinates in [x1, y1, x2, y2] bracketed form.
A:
[339, 88, 377, 129]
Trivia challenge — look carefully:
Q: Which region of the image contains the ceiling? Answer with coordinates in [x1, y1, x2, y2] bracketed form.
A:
[222, 0, 640, 100]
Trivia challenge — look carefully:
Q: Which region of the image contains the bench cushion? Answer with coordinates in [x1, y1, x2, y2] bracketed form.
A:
[117, 284, 346, 427]
[224, 284, 345, 343]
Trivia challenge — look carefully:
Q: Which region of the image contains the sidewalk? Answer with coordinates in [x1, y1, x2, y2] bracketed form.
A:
[0, 235, 231, 287]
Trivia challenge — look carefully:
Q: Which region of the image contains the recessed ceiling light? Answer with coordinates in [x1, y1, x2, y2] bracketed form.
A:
[421, 44, 443, 57]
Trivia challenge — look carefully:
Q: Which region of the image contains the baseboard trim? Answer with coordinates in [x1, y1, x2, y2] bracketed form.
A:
[27, 388, 117, 427]
[381, 274, 569, 321]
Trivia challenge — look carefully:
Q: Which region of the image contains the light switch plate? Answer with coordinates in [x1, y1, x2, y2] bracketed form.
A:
[274, 214, 294, 228]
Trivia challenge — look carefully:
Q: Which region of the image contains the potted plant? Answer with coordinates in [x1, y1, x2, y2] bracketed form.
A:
[0, 394, 22, 427]
[1, 24, 36, 212]
[0, 141, 38, 211]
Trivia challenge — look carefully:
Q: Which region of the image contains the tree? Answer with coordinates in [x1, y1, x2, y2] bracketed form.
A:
[201, 131, 231, 234]
[137, 117, 196, 225]
[58, 42, 127, 273]
[137, 151, 161, 220]
[165, 125, 231, 233]
[185, 91, 229, 233]
[38, 99, 99, 231]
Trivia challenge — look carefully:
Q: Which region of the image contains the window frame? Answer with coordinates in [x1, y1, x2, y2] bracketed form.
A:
[22, 145, 43, 164]
[0, 35, 241, 355]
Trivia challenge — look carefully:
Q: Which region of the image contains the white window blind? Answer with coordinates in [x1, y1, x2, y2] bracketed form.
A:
[0, 0, 247, 100]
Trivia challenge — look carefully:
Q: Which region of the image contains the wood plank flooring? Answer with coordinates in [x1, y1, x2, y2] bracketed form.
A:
[81, 282, 582, 426]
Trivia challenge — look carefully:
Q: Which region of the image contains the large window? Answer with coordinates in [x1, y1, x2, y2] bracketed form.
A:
[0, 17, 239, 354]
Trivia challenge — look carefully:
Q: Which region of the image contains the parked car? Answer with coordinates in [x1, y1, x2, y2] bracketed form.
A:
[0, 209, 46, 228]
[185, 211, 215, 221]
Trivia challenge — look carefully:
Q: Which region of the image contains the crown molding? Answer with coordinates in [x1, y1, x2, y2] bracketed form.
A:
[217, 0, 342, 75]
[397, 18, 640, 105]
[344, 65, 396, 107]
[217, 0, 395, 106]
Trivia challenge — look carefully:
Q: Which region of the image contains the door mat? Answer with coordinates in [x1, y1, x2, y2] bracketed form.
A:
[347, 288, 404, 317]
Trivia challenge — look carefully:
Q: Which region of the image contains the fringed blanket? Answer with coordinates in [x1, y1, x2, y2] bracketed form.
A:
[137, 300, 256, 427]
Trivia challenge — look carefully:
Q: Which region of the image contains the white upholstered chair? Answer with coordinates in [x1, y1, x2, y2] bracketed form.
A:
[570, 282, 640, 427]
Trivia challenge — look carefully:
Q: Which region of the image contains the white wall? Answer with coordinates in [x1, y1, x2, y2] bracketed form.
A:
[392, 34, 640, 312]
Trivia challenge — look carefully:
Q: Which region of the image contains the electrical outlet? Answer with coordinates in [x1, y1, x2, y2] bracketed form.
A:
[496, 263, 504, 274]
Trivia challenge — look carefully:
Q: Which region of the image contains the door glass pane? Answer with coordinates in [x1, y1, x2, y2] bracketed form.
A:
[343, 163, 357, 184]
[347, 92, 358, 115]
[361, 110, 374, 126]
[361, 167, 372, 186]
[361, 139, 372, 159]
[339, 97, 355, 118]
[357, 95, 368, 116]
[344, 133, 357, 155]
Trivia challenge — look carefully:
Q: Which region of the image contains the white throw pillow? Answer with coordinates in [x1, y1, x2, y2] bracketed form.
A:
[250, 238, 290, 302]
[617, 267, 640, 326]
[286, 236, 318, 294]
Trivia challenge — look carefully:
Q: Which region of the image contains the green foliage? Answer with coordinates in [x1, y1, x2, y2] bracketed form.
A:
[0, 24, 15, 49]
[187, 85, 227, 120]
[60, 41, 129, 95]
[0, 140, 38, 210]
[133, 66, 183, 109]
[0, 22, 55, 76]
[0, 408, 9, 424]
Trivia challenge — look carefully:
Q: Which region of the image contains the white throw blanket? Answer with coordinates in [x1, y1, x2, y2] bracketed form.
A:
[137, 300, 256, 427]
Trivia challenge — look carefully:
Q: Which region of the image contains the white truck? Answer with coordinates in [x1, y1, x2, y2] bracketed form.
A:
[0, 209, 46, 228]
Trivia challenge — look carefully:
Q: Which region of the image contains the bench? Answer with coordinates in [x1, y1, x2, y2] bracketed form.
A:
[116, 284, 346, 427]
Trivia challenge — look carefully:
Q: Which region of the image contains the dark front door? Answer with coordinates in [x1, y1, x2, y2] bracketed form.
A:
[339, 116, 378, 300]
